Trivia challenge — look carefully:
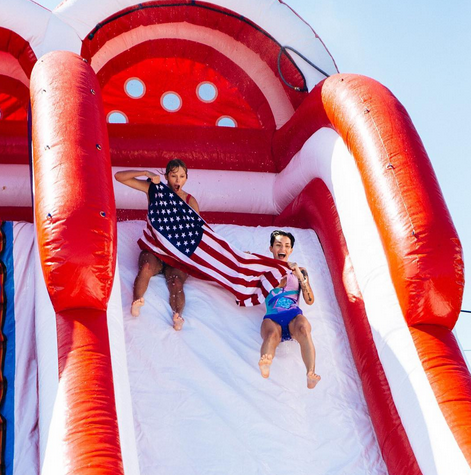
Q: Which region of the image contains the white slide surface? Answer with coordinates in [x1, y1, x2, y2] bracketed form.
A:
[118, 221, 387, 475]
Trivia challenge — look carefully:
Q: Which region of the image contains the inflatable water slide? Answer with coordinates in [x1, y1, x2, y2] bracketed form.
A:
[1, 1, 470, 474]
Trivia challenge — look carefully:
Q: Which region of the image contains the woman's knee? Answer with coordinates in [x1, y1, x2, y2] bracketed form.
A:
[265, 328, 281, 343]
[138, 261, 156, 277]
[294, 318, 311, 337]
[138, 253, 162, 276]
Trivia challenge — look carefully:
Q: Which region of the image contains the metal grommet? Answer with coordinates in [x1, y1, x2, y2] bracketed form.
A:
[100, 211, 106, 217]
[44, 145, 50, 150]
[386, 163, 394, 169]
[364, 108, 370, 114]
[91, 89, 96, 95]
[96, 144, 102, 150]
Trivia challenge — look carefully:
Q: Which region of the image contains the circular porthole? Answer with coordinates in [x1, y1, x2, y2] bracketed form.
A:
[196, 82, 218, 103]
[161, 92, 182, 112]
[107, 111, 128, 124]
[124, 78, 146, 99]
[216, 116, 237, 128]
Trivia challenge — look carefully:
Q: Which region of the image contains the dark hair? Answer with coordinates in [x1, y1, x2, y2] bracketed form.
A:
[270, 230, 295, 247]
[165, 159, 188, 176]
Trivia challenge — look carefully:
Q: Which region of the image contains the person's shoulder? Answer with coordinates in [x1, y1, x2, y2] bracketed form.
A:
[188, 194, 199, 205]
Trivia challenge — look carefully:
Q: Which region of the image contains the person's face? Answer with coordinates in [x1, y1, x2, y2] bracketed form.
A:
[270, 235, 293, 261]
[166, 166, 187, 193]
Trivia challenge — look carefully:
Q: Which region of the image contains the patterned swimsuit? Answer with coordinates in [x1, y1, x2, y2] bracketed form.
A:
[263, 271, 302, 341]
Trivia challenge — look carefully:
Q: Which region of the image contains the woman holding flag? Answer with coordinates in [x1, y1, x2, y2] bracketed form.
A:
[115, 159, 199, 330]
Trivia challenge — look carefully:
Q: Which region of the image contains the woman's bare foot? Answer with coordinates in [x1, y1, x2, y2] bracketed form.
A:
[307, 371, 321, 389]
[259, 354, 273, 378]
[131, 298, 145, 317]
[173, 312, 184, 331]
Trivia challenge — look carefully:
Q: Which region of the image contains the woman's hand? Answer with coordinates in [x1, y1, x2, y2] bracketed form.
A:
[145, 171, 161, 184]
[288, 262, 304, 282]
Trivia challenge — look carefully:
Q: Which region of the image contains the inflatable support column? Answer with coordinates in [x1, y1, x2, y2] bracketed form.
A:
[30, 51, 123, 475]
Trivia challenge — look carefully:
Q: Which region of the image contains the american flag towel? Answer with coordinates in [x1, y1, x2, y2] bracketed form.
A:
[138, 182, 288, 306]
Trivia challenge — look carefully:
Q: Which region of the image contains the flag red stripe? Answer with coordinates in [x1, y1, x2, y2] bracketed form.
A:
[197, 240, 265, 286]
[195, 241, 275, 298]
[201, 231, 285, 289]
[191, 250, 261, 289]
[205, 227, 288, 273]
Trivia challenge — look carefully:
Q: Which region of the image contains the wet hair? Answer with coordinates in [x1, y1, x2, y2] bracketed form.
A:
[270, 230, 295, 247]
[165, 159, 188, 177]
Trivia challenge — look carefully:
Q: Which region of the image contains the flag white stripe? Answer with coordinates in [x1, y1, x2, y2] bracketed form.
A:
[192, 247, 271, 295]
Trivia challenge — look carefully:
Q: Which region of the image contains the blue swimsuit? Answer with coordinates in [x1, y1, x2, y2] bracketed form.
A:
[263, 272, 302, 341]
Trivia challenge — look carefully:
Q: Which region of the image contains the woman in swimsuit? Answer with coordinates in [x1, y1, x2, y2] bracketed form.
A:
[259, 230, 321, 389]
[114, 159, 200, 331]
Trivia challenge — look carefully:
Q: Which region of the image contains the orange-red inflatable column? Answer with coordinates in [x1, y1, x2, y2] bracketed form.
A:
[30, 51, 123, 474]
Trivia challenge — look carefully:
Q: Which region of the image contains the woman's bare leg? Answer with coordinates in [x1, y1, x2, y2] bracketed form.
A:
[132, 251, 163, 316]
[164, 266, 188, 330]
[259, 319, 282, 378]
[289, 315, 320, 389]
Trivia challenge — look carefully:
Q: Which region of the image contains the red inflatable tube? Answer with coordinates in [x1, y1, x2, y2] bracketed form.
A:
[410, 324, 471, 461]
[31, 53, 116, 313]
[276, 179, 421, 475]
[274, 73, 464, 330]
[274, 74, 470, 472]
[30, 51, 123, 474]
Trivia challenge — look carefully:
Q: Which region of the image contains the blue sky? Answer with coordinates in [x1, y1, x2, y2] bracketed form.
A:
[37, 0, 471, 353]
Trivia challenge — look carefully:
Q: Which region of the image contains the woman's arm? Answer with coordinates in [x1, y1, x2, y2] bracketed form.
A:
[299, 268, 314, 305]
[114, 169, 160, 193]
[288, 263, 315, 305]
